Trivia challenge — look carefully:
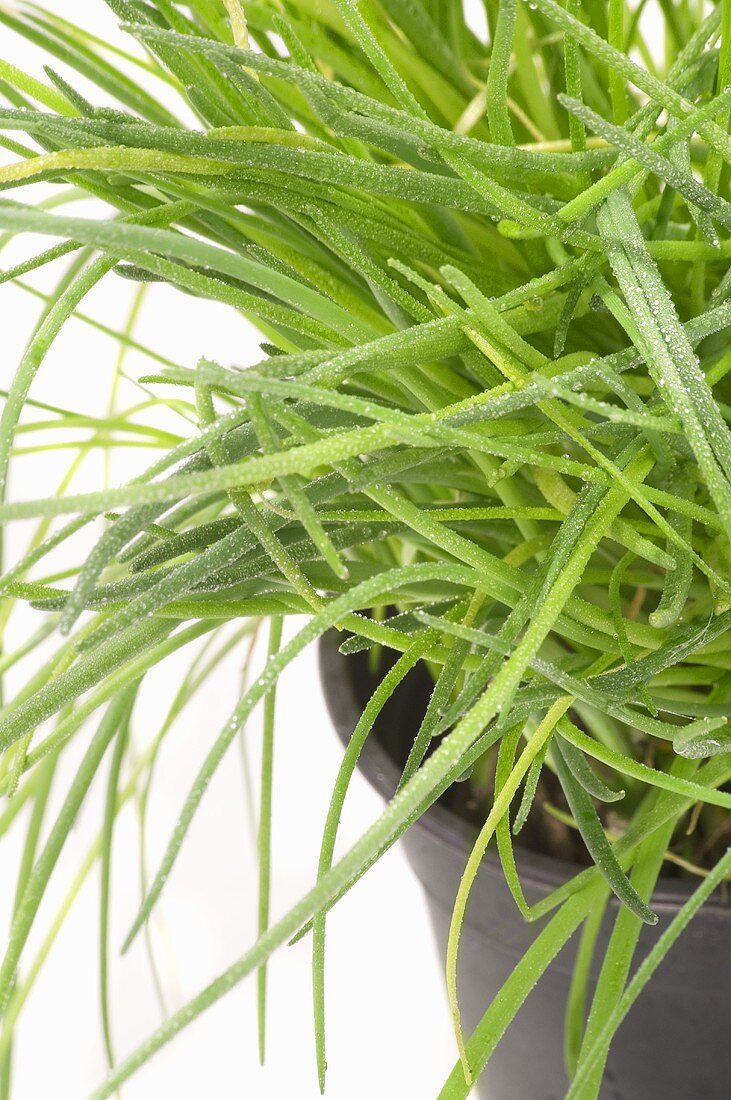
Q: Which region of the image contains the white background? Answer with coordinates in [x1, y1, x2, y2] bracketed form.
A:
[0, 5, 459, 1099]
[0, 2, 668, 1097]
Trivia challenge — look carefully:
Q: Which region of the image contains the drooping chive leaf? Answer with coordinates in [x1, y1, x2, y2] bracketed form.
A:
[551, 739, 657, 925]
[566, 846, 731, 1099]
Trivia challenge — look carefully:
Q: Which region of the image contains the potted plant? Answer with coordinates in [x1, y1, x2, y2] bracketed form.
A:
[1, 0, 730, 1096]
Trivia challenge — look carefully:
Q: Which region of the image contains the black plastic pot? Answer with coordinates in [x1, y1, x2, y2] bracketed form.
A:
[319, 634, 731, 1100]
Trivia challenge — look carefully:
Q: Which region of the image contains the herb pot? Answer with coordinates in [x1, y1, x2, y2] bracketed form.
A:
[319, 633, 731, 1100]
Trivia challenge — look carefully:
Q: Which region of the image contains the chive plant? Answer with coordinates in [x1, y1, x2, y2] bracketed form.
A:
[1, 0, 731, 1096]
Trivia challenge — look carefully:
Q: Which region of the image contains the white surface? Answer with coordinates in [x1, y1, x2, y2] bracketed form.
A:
[0, 7, 458, 1098]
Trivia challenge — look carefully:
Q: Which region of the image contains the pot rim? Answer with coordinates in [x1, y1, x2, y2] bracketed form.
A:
[319, 633, 731, 916]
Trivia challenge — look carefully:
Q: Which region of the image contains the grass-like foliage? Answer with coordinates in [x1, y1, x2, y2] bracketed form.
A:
[1, 0, 731, 1095]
